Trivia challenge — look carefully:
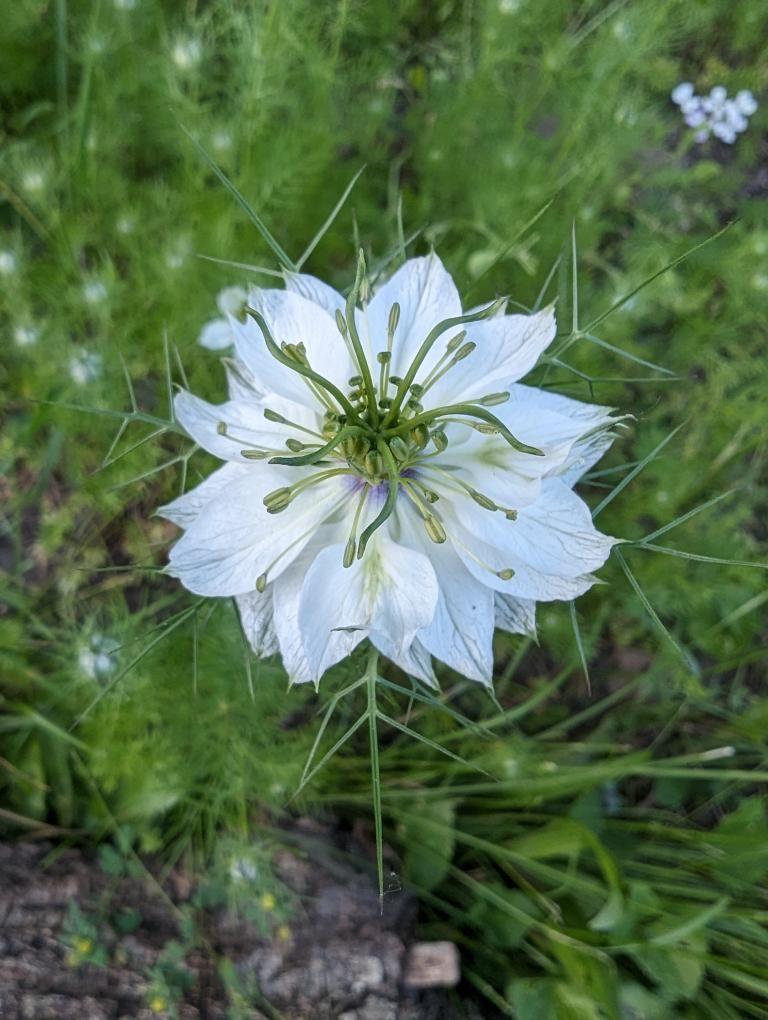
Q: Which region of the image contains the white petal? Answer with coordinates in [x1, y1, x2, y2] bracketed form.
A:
[236, 589, 278, 656]
[166, 471, 348, 596]
[245, 287, 354, 392]
[224, 358, 259, 401]
[430, 306, 556, 403]
[671, 82, 694, 105]
[495, 594, 537, 637]
[399, 513, 495, 686]
[500, 384, 617, 484]
[380, 638, 438, 688]
[445, 478, 616, 600]
[216, 285, 248, 316]
[284, 272, 346, 317]
[230, 315, 308, 402]
[198, 317, 233, 350]
[273, 534, 363, 685]
[362, 253, 463, 377]
[158, 462, 249, 528]
[174, 390, 320, 462]
[298, 534, 438, 684]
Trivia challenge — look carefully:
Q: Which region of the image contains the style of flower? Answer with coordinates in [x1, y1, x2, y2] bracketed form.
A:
[197, 286, 248, 350]
[671, 82, 758, 144]
[161, 254, 618, 687]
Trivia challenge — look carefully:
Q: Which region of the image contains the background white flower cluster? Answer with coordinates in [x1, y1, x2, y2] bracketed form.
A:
[671, 83, 758, 144]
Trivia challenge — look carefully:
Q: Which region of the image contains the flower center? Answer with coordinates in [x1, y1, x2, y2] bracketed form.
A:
[244, 250, 545, 567]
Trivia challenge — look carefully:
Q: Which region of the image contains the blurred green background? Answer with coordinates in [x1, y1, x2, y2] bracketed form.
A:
[2, 1, 768, 1016]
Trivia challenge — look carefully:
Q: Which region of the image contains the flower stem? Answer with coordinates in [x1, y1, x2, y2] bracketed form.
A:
[365, 644, 384, 911]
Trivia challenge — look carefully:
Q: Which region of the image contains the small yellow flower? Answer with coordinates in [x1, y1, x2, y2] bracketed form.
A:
[74, 936, 93, 955]
[277, 924, 291, 942]
[259, 892, 276, 912]
[149, 995, 167, 1014]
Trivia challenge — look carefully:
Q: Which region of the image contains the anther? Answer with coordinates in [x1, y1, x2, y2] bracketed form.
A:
[256, 573, 268, 593]
[376, 352, 391, 366]
[409, 383, 424, 398]
[389, 375, 403, 388]
[504, 509, 518, 521]
[348, 375, 362, 387]
[411, 425, 430, 449]
[424, 515, 447, 544]
[241, 449, 271, 460]
[431, 430, 448, 452]
[335, 309, 348, 337]
[479, 391, 510, 406]
[452, 341, 476, 363]
[285, 438, 306, 452]
[264, 408, 286, 424]
[446, 330, 467, 353]
[390, 436, 410, 461]
[470, 489, 498, 512]
[364, 451, 383, 478]
[388, 302, 400, 336]
[497, 568, 515, 580]
[343, 538, 356, 569]
[263, 487, 293, 513]
[216, 421, 228, 435]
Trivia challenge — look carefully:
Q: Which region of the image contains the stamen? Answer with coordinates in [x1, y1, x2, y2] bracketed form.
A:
[343, 484, 370, 568]
[254, 490, 350, 591]
[262, 467, 351, 512]
[400, 479, 447, 545]
[216, 420, 281, 459]
[262, 408, 327, 442]
[478, 391, 510, 406]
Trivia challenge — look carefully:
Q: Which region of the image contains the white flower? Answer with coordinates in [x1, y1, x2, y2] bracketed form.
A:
[161, 254, 618, 688]
[70, 349, 103, 385]
[78, 633, 119, 680]
[83, 280, 108, 304]
[0, 251, 18, 275]
[198, 286, 248, 350]
[172, 38, 202, 70]
[671, 82, 694, 106]
[13, 324, 39, 347]
[672, 82, 758, 145]
[735, 89, 758, 116]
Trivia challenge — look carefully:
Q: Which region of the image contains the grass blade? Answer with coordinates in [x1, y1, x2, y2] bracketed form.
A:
[592, 422, 686, 519]
[295, 164, 366, 270]
[180, 124, 296, 271]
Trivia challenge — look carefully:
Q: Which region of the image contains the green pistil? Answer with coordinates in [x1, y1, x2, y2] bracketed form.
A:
[344, 250, 379, 428]
[381, 301, 503, 429]
[247, 306, 363, 425]
[356, 439, 400, 558]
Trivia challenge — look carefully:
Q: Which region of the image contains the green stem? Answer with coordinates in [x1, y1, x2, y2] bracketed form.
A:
[366, 644, 384, 909]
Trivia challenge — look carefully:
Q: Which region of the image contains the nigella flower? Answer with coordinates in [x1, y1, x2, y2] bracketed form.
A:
[198, 286, 248, 350]
[160, 254, 618, 687]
